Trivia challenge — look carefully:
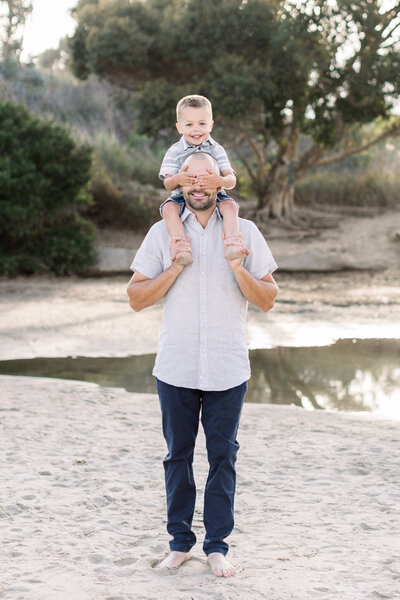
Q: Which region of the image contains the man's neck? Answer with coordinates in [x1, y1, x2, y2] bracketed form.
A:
[193, 204, 217, 228]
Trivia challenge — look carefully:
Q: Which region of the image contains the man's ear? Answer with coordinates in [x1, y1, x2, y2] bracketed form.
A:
[176, 122, 182, 135]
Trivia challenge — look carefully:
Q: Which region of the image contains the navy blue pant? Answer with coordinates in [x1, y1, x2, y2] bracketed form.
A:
[156, 379, 247, 556]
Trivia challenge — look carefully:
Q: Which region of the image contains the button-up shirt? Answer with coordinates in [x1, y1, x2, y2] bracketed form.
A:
[131, 208, 278, 391]
[159, 135, 232, 195]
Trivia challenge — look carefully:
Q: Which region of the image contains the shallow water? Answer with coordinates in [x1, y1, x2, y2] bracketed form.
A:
[1, 338, 399, 418]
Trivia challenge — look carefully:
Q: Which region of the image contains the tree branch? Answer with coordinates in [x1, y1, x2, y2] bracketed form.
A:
[381, 19, 400, 42]
[238, 125, 265, 170]
[233, 138, 257, 183]
[381, 2, 400, 20]
[295, 143, 323, 179]
[314, 121, 400, 169]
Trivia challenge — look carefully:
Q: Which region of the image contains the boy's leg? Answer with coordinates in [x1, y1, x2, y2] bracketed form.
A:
[156, 379, 201, 555]
[218, 198, 249, 260]
[200, 381, 247, 566]
[161, 198, 193, 265]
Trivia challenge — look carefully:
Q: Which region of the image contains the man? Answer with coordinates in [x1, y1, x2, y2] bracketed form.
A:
[127, 152, 278, 577]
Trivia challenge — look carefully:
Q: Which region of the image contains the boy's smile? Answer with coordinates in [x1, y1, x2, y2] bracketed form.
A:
[176, 106, 214, 146]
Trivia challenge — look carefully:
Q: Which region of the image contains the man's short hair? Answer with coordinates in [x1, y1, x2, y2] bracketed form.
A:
[176, 95, 213, 121]
[183, 151, 219, 173]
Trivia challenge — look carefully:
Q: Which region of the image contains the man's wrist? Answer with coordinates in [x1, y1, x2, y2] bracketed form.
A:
[228, 261, 245, 275]
[169, 261, 184, 276]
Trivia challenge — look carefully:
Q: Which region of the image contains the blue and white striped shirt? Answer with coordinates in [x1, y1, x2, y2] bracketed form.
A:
[159, 135, 233, 192]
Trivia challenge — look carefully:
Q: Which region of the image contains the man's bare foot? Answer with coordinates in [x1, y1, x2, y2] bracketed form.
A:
[224, 244, 248, 260]
[206, 552, 235, 577]
[155, 550, 193, 570]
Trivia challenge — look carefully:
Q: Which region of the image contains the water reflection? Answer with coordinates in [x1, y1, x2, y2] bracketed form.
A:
[247, 340, 400, 419]
[0, 339, 399, 417]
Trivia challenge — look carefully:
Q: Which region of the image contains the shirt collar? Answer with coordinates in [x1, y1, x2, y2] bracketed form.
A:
[181, 135, 215, 150]
[181, 206, 222, 223]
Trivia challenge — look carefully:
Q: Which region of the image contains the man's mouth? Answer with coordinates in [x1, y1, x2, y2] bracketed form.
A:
[189, 191, 207, 199]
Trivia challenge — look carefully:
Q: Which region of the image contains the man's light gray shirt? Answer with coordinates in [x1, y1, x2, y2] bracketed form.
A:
[131, 209, 277, 391]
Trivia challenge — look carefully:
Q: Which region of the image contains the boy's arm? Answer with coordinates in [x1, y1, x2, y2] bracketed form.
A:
[220, 168, 236, 190]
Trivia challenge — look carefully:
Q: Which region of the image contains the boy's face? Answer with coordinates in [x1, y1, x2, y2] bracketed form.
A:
[176, 106, 214, 146]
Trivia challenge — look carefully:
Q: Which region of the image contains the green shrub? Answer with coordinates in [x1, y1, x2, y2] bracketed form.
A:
[94, 130, 164, 188]
[88, 157, 163, 230]
[0, 101, 95, 275]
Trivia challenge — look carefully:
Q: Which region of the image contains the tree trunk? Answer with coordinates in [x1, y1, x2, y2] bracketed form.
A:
[256, 165, 296, 218]
[259, 183, 296, 219]
[255, 132, 299, 219]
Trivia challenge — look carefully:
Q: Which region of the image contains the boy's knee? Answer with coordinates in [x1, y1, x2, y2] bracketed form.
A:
[220, 200, 239, 214]
[161, 200, 181, 217]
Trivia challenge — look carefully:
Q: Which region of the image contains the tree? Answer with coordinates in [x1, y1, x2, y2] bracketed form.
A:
[0, 101, 95, 275]
[0, 0, 32, 61]
[38, 37, 71, 71]
[70, 0, 400, 218]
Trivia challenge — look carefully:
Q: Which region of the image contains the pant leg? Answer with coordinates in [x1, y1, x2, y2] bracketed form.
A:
[156, 379, 201, 553]
[200, 381, 247, 556]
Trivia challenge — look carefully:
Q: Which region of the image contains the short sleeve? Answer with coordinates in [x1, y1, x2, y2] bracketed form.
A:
[130, 223, 166, 278]
[213, 144, 233, 173]
[242, 221, 278, 279]
[159, 146, 180, 180]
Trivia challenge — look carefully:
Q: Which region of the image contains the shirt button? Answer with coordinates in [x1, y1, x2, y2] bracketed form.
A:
[201, 290, 205, 294]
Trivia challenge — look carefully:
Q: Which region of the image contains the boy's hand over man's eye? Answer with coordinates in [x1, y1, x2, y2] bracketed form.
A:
[178, 165, 196, 186]
[197, 169, 223, 188]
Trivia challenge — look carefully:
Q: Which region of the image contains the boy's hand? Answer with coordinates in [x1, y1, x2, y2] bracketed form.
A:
[197, 168, 224, 189]
[177, 165, 196, 187]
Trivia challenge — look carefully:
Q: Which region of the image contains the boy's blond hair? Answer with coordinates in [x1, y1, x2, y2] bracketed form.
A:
[176, 95, 213, 121]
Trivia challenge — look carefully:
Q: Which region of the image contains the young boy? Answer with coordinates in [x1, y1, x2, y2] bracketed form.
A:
[159, 95, 249, 265]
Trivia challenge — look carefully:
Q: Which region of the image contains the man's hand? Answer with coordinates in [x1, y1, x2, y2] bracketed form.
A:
[169, 236, 192, 268]
[197, 168, 224, 189]
[222, 233, 250, 269]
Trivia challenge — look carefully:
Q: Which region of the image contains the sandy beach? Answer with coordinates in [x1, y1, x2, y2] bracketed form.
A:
[1, 209, 400, 599]
[1, 375, 399, 600]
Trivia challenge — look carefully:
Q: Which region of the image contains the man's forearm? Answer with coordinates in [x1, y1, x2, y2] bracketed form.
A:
[231, 265, 278, 311]
[127, 264, 182, 311]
